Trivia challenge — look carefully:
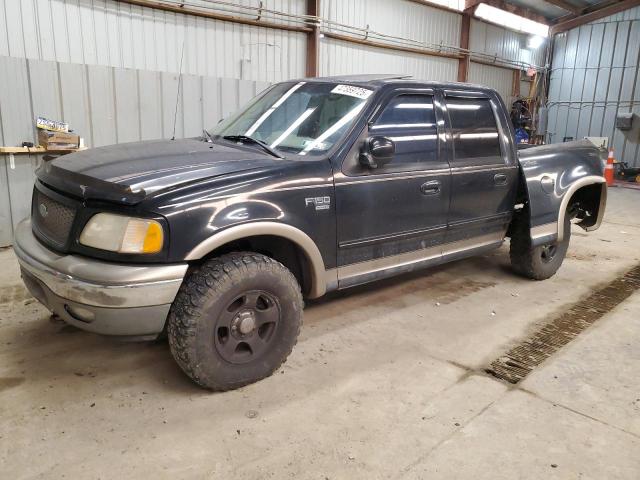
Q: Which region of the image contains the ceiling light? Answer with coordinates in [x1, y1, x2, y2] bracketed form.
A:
[475, 3, 549, 37]
[527, 35, 545, 49]
[424, 0, 465, 11]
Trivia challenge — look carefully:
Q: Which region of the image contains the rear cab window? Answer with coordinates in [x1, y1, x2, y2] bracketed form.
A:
[445, 96, 503, 168]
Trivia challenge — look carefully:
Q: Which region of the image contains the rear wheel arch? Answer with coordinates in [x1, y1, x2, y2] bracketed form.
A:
[558, 177, 606, 241]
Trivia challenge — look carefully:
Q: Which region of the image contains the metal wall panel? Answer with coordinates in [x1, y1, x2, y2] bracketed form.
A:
[0, 0, 544, 85]
[114, 68, 142, 143]
[0, 55, 271, 149]
[319, 37, 459, 81]
[0, 55, 36, 239]
[470, 19, 547, 68]
[320, 1, 537, 83]
[0, 153, 43, 246]
[547, 6, 640, 167]
[0, 158, 12, 246]
[0, 57, 33, 147]
[6, 154, 42, 237]
[58, 62, 93, 146]
[321, 0, 461, 48]
[0, 55, 272, 246]
[0, 0, 548, 84]
[468, 62, 514, 104]
[0, 0, 307, 83]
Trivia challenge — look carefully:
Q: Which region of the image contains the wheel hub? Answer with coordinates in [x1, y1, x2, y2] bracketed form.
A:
[541, 244, 558, 263]
[214, 290, 281, 365]
[232, 310, 257, 336]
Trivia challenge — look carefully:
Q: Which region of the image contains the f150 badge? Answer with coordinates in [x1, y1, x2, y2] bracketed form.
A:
[305, 196, 331, 211]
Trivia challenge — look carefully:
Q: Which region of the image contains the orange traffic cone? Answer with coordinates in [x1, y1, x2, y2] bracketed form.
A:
[605, 148, 615, 186]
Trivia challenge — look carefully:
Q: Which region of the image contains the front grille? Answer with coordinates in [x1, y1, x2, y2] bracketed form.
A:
[31, 188, 76, 249]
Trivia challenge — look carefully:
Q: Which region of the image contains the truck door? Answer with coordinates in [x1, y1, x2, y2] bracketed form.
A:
[334, 90, 451, 288]
[442, 90, 518, 245]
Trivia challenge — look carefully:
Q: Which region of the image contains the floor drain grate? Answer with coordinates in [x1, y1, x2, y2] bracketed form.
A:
[486, 264, 640, 384]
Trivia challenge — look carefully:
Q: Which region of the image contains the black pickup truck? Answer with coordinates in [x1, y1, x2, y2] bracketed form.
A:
[15, 74, 607, 390]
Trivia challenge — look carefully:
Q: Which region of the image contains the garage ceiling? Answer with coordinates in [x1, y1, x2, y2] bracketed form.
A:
[464, 0, 640, 32]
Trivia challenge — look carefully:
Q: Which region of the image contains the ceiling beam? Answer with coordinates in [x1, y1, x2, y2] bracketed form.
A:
[551, 0, 640, 34]
[465, 1, 550, 25]
[543, 0, 583, 15]
[552, 0, 626, 23]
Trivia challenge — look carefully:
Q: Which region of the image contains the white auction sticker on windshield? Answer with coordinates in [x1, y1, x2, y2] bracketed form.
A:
[331, 84, 373, 99]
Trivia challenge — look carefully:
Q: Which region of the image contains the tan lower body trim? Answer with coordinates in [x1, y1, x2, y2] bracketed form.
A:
[530, 222, 558, 241]
[323, 268, 339, 294]
[337, 232, 504, 282]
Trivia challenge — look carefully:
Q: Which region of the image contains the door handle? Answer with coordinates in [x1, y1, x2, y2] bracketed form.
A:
[420, 180, 441, 195]
[494, 173, 508, 186]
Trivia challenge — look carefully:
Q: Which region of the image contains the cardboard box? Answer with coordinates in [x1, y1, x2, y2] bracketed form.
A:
[38, 129, 80, 151]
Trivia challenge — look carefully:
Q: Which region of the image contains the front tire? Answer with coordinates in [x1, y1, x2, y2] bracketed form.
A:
[167, 252, 303, 391]
[510, 214, 571, 280]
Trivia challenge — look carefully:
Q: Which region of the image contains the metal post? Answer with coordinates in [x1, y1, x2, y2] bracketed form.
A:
[306, 0, 320, 77]
[457, 10, 471, 82]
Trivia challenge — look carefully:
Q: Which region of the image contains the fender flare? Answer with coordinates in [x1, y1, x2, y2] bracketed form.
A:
[557, 175, 606, 242]
[185, 222, 330, 298]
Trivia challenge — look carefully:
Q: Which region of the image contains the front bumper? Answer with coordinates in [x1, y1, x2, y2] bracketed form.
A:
[14, 219, 188, 337]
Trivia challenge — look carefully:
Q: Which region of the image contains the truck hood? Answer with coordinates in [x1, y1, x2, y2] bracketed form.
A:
[37, 138, 281, 205]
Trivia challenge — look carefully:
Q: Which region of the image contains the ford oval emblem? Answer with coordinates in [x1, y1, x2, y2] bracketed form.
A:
[39, 203, 48, 218]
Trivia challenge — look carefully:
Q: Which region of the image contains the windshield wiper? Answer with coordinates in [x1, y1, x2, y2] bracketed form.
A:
[222, 135, 283, 159]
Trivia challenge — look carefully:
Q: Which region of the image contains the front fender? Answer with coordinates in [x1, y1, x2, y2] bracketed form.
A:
[185, 221, 332, 299]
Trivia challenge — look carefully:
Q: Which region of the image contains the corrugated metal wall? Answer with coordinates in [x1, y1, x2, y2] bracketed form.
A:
[320, 0, 461, 79]
[468, 62, 514, 104]
[470, 19, 546, 68]
[0, 55, 270, 246]
[467, 19, 546, 105]
[0, 56, 270, 148]
[320, 37, 459, 80]
[0, 0, 542, 108]
[0, 0, 307, 82]
[547, 6, 640, 168]
[321, 0, 461, 47]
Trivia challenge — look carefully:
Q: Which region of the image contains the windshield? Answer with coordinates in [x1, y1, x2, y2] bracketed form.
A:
[210, 81, 373, 156]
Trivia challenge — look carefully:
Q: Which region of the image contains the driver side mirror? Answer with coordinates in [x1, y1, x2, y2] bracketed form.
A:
[359, 136, 395, 169]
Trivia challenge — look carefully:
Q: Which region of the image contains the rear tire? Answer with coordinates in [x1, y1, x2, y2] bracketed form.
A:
[510, 213, 571, 280]
[167, 252, 303, 391]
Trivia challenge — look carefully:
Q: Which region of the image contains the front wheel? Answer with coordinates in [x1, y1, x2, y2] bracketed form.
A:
[510, 214, 571, 280]
[167, 252, 303, 391]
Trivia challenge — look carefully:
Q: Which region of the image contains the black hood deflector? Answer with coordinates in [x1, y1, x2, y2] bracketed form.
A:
[36, 138, 280, 205]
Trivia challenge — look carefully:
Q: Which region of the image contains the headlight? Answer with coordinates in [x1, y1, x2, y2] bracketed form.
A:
[79, 213, 164, 254]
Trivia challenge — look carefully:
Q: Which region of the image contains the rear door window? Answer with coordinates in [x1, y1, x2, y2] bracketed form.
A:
[446, 97, 503, 167]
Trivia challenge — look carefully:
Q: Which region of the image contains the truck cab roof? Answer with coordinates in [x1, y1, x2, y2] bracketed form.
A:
[299, 74, 497, 95]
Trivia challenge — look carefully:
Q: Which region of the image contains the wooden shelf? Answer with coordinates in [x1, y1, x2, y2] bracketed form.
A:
[0, 146, 86, 155]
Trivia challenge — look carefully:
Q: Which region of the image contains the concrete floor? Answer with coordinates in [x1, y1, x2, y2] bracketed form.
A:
[1, 188, 639, 479]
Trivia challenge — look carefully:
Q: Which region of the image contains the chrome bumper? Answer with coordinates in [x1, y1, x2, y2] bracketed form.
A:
[14, 219, 188, 337]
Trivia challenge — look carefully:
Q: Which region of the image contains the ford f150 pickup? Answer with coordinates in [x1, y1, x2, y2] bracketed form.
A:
[14, 74, 607, 390]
